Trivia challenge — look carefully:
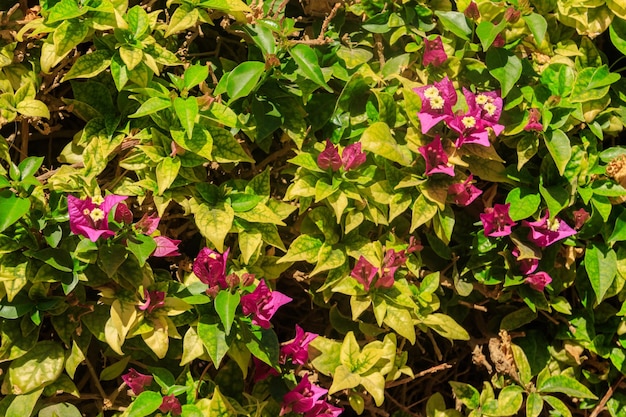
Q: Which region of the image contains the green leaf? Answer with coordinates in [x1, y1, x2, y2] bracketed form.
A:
[6, 388, 43, 417]
[610, 17, 626, 56]
[6, 341, 65, 394]
[539, 183, 569, 219]
[16, 99, 50, 119]
[501, 307, 537, 331]
[487, 385, 523, 416]
[97, 244, 128, 277]
[181, 327, 205, 366]
[585, 242, 617, 303]
[197, 319, 229, 367]
[310, 244, 346, 276]
[544, 129, 571, 176]
[38, 403, 83, 417]
[184, 64, 209, 89]
[173, 97, 198, 139]
[122, 391, 163, 417]
[505, 188, 541, 221]
[435, 11, 472, 40]
[0, 190, 30, 233]
[538, 374, 598, 399]
[165, 5, 199, 37]
[571, 66, 619, 103]
[278, 234, 323, 263]
[208, 126, 254, 163]
[609, 209, 626, 242]
[126, 5, 150, 39]
[171, 127, 213, 160]
[410, 194, 438, 232]
[99, 357, 131, 381]
[420, 313, 469, 340]
[119, 46, 143, 71]
[543, 395, 572, 417]
[383, 305, 416, 344]
[156, 156, 181, 194]
[129, 97, 171, 118]
[288, 44, 332, 91]
[511, 344, 532, 386]
[360, 122, 412, 166]
[328, 364, 361, 393]
[526, 392, 544, 417]
[53, 20, 89, 57]
[224, 61, 265, 102]
[192, 202, 234, 252]
[126, 233, 157, 267]
[245, 327, 279, 366]
[476, 20, 507, 51]
[449, 381, 480, 409]
[522, 13, 547, 45]
[486, 48, 522, 97]
[540, 64, 575, 97]
[46, 0, 87, 23]
[30, 247, 73, 272]
[215, 290, 240, 336]
[336, 46, 374, 69]
[63, 50, 112, 82]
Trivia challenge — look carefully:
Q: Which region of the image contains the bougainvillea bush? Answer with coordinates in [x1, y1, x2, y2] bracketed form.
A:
[1, 0, 626, 415]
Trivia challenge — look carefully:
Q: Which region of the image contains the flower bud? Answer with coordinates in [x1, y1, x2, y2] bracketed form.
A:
[464, 1, 480, 20]
[504, 7, 520, 23]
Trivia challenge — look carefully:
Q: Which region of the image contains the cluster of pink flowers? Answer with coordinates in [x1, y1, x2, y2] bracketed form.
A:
[121, 369, 182, 415]
[67, 194, 181, 257]
[480, 205, 582, 292]
[317, 139, 367, 172]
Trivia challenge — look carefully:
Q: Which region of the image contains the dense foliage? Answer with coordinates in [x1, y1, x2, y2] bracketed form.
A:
[1, 0, 626, 415]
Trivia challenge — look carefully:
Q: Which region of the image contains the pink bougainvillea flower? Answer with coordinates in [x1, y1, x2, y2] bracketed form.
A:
[305, 401, 344, 417]
[419, 136, 455, 176]
[525, 271, 552, 292]
[152, 236, 181, 257]
[504, 7, 521, 23]
[511, 247, 539, 275]
[317, 139, 342, 171]
[114, 202, 133, 225]
[252, 356, 280, 382]
[413, 77, 457, 133]
[193, 247, 229, 289]
[449, 109, 492, 148]
[121, 368, 153, 395]
[280, 374, 328, 415]
[351, 256, 378, 292]
[480, 203, 516, 237]
[241, 280, 292, 329]
[572, 208, 590, 230]
[342, 142, 367, 171]
[524, 108, 543, 132]
[464, 1, 480, 19]
[377, 248, 406, 288]
[159, 394, 182, 416]
[407, 236, 423, 253]
[448, 174, 482, 206]
[139, 289, 166, 314]
[423, 36, 447, 67]
[493, 33, 505, 48]
[280, 324, 319, 365]
[523, 211, 576, 248]
[68, 194, 128, 242]
[134, 213, 160, 235]
[464, 89, 504, 134]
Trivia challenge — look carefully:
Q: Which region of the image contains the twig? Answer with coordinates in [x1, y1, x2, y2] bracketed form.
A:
[427, 330, 443, 362]
[290, 2, 341, 45]
[457, 300, 488, 312]
[20, 118, 29, 162]
[589, 375, 625, 417]
[84, 356, 112, 410]
[385, 391, 421, 417]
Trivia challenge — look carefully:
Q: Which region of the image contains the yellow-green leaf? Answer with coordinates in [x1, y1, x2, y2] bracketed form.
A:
[63, 50, 112, 82]
[16, 99, 50, 119]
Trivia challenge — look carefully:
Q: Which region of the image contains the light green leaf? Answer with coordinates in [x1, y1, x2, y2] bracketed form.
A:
[173, 97, 198, 139]
[215, 290, 240, 336]
[122, 391, 162, 417]
[585, 242, 617, 303]
[99, 357, 130, 381]
[435, 11, 472, 40]
[197, 320, 229, 367]
[192, 202, 234, 252]
[278, 234, 323, 263]
[289, 44, 332, 91]
[526, 392, 544, 417]
[208, 126, 253, 163]
[156, 156, 181, 194]
[522, 13, 547, 45]
[449, 381, 480, 409]
[360, 372, 385, 406]
[0, 190, 30, 233]
[310, 244, 346, 276]
[208, 386, 238, 416]
[53, 20, 89, 57]
[383, 305, 415, 344]
[46, 0, 87, 23]
[420, 313, 469, 340]
[476, 20, 507, 51]
[171, 127, 213, 160]
[165, 5, 199, 37]
[538, 374, 598, 399]
[129, 97, 171, 118]
[181, 327, 205, 366]
[6, 341, 65, 394]
[571, 66, 620, 103]
[63, 50, 112, 82]
[119, 45, 143, 71]
[361, 122, 412, 166]
[38, 403, 83, 417]
[410, 194, 438, 232]
[328, 364, 361, 393]
[486, 48, 522, 97]
[16, 99, 50, 119]
[6, 388, 43, 417]
[544, 129, 571, 176]
[184, 64, 209, 89]
[610, 17, 626, 56]
[543, 395, 572, 417]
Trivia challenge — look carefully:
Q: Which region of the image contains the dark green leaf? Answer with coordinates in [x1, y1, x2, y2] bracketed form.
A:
[123, 391, 163, 417]
[215, 290, 240, 335]
[224, 61, 265, 102]
[585, 242, 617, 303]
[289, 44, 332, 91]
[538, 374, 598, 399]
[486, 48, 522, 97]
[435, 11, 472, 40]
[197, 319, 229, 367]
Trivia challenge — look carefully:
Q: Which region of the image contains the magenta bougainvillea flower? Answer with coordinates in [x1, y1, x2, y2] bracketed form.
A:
[572, 208, 590, 230]
[305, 401, 343, 417]
[121, 368, 153, 395]
[448, 174, 482, 206]
[68, 194, 127, 242]
[241, 280, 292, 329]
[317, 139, 342, 171]
[524, 108, 543, 132]
[448, 109, 492, 148]
[464, 89, 504, 134]
[493, 33, 505, 48]
[523, 211, 576, 247]
[413, 77, 457, 133]
[377, 248, 407, 288]
[280, 324, 319, 365]
[252, 356, 280, 382]
[139, 289, 166, 314]
[193, 247, 229, 289]
[114, 202, 133, 225]
[480, 203, 516, 237]
[418, 136, 455, 176]
[525, 271, 552, 292]
[152, 236, 181, 257]
[423, 36, 447, 67]
[342, 142, 367, 171]
[280, 374, 328, 415]
[134, 213, 160, 235]
[511, 247, 539, 275]
[351, 256, 379, 292]
[159, 394, 182, 416]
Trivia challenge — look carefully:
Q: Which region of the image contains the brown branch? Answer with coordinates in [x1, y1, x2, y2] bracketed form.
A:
[20, 117, 29, 162]
[289, 2, 341, 45]
[457, 300, 488, 312]
[589, 375, 625, 417]
[84, 356, 112, 410]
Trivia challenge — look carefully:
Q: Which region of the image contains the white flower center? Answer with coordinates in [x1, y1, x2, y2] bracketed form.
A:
[476, 94, 489, 105]
[462, 116, 476, 129]
[483, 103, 497, 116]
[424, 87, 440, 100]
[92, 195, 104, 205]
[430, 96, 444, 109]
[90, 208, 105, 222]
